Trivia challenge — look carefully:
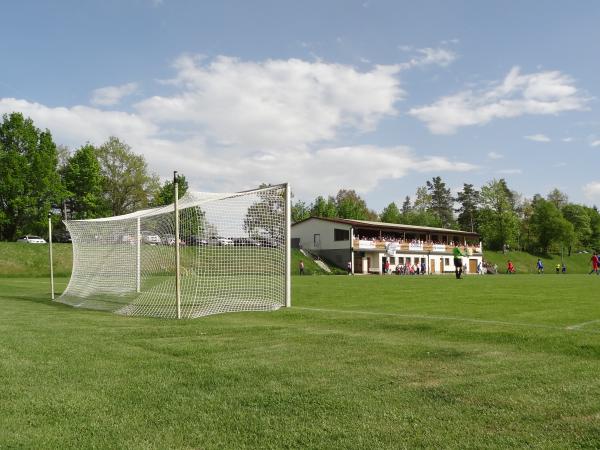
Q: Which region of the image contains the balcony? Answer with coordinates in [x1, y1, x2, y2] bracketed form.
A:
[353, 239, 482, 254]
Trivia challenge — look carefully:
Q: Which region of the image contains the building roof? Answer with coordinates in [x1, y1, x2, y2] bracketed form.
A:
[292, 216, 479, 237]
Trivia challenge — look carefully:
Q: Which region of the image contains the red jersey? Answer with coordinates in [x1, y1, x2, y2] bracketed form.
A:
[593, 255, 599, 267]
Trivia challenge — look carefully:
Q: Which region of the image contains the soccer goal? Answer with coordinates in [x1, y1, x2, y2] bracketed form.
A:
[58, 183, 291, 319]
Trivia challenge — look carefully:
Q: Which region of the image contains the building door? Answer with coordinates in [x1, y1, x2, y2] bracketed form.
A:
[314, 234, 321, 248]
[381, 256, 387, 274]
[431, 259, 436, 273]
[469, 259, 477, 274]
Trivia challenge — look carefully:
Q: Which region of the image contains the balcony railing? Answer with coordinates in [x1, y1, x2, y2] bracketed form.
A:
[353, 239, 482, 254]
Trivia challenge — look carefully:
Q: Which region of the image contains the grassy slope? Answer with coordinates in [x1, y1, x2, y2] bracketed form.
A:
[1, 275, 600, 448]
[0, 242, 334, 277]
[484, 250, 594, 274]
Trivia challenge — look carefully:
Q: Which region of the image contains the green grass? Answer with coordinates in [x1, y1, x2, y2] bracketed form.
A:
[0, 242, 334, 277]
[484, 250, 595, 274]
[2, 274, 600, 448]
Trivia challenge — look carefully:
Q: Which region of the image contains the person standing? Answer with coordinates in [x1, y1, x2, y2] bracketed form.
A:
[555, 263, 560, 274]
[347, 260, 353, 275]
[536, 258, 544, 274]
[420, 260, 426, 275]
[299, 260, 305, 275]
[590, 253, 599, 275]
[506, 260, 515, 274]
[453, 245, 465, 279]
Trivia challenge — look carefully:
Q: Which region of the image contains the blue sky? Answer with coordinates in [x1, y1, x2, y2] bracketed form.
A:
[1, 0, 599, 210]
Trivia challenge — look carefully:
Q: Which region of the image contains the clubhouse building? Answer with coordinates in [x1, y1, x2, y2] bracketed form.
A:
[291, 217, 483, 275]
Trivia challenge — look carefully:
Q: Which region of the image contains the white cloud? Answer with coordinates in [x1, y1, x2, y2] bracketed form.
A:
[562, 137, 573, 142]
[135, 55, 403, 149]
[591, 140, 600, 147]
[91, 82, 138, 106]
[583, 182, 600, 201]
[399, 47, 457, 70]
[0, 97, 156, 145]
[410, 66, 588, 134]
[487, 151, 503, 159]
[525, 134, 551, 142]
[497, 169, 522, 175]
[0, 55, 479, 199]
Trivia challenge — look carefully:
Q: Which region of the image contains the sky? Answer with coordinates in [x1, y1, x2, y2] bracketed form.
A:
[1, 0, 599, 211]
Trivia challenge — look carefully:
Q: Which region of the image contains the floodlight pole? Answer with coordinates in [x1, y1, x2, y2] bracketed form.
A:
[174, 171, 182, 319]
[48, 213, 55, 300]
[285, 183, 291, 308]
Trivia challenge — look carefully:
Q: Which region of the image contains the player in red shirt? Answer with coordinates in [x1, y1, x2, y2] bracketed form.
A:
[590, 253, 599, 275]
[506, 260, 515, 274]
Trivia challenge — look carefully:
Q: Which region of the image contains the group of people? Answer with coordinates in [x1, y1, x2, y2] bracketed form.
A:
[386, 261, 427, 275]
[300, 251, 600, 277]
[357, 235, 478, 248]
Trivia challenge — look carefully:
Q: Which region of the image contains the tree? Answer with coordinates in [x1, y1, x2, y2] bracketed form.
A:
[547, 188, 569, 210]
[152, 174, 189, 206]
[478, 179, 520, 250]
[334, 189, 376, 220]
[426, 176, 455, 227]
[310, 196, 337, 218]
[413, 186, 431, 212]
[583, 206, 600, 250]
[529, 199, 574, 254]
[243, 183, 285, 241]
[0, 112, 66, 240]
[401, 196, 412, 215]
[62, 144, 105, 219]
[455, 183, 480, 232]
[291, 200, 311, 223]
[380, 202, 401, 223]
[96, 136, 159, 216]
[562, 203, 592, 254]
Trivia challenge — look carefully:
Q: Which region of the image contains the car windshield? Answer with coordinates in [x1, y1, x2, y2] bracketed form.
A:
[29, 236, 42, 239]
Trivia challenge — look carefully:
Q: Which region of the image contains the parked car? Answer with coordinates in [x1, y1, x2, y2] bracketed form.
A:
[185, 235, 208, 246]
[141, 231, 161, 245]
[53, 230, 72, 243]
[233, 237, 261, 246]
[17, 235, 47, 244]
[217, 237, 234, 246]
[121, 234, 136, 245]
[162, 234, 186, 246]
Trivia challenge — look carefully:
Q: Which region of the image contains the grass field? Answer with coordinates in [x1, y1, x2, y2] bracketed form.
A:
[1, 274, 600, 448]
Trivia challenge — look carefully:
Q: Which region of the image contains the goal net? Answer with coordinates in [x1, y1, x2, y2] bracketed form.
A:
[58, 184, 291, 319]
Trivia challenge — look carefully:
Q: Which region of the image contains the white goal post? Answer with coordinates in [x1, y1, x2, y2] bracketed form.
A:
[58, 183, 291, 319]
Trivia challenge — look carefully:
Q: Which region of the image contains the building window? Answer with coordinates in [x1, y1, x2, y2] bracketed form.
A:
[398, 257, 404, 264]
[444, 258, 450, 266]
[334, 228, 350, 241]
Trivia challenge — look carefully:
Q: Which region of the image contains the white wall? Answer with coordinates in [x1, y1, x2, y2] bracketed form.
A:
[292, 219, 352, 251]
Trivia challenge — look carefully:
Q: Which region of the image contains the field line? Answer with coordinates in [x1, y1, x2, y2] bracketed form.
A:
[294, 307, 600, 335]
[565, 319, 600, 330]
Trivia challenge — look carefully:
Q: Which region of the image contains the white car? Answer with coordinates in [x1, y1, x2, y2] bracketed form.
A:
[162, 234, 186, 246]
[141, 231, 161, 245]
[17, 235, 47, 244]
[217, 237, 234, 246]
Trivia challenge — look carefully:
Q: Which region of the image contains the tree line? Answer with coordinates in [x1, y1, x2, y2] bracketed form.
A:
[2, 111, 599, 254]
[292, 178, 600, 255]
[0, 112, 187, 241]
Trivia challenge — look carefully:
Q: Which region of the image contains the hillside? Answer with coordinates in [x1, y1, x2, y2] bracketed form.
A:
[0, 243, 335, 277]
[483, 250, 595, 274]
